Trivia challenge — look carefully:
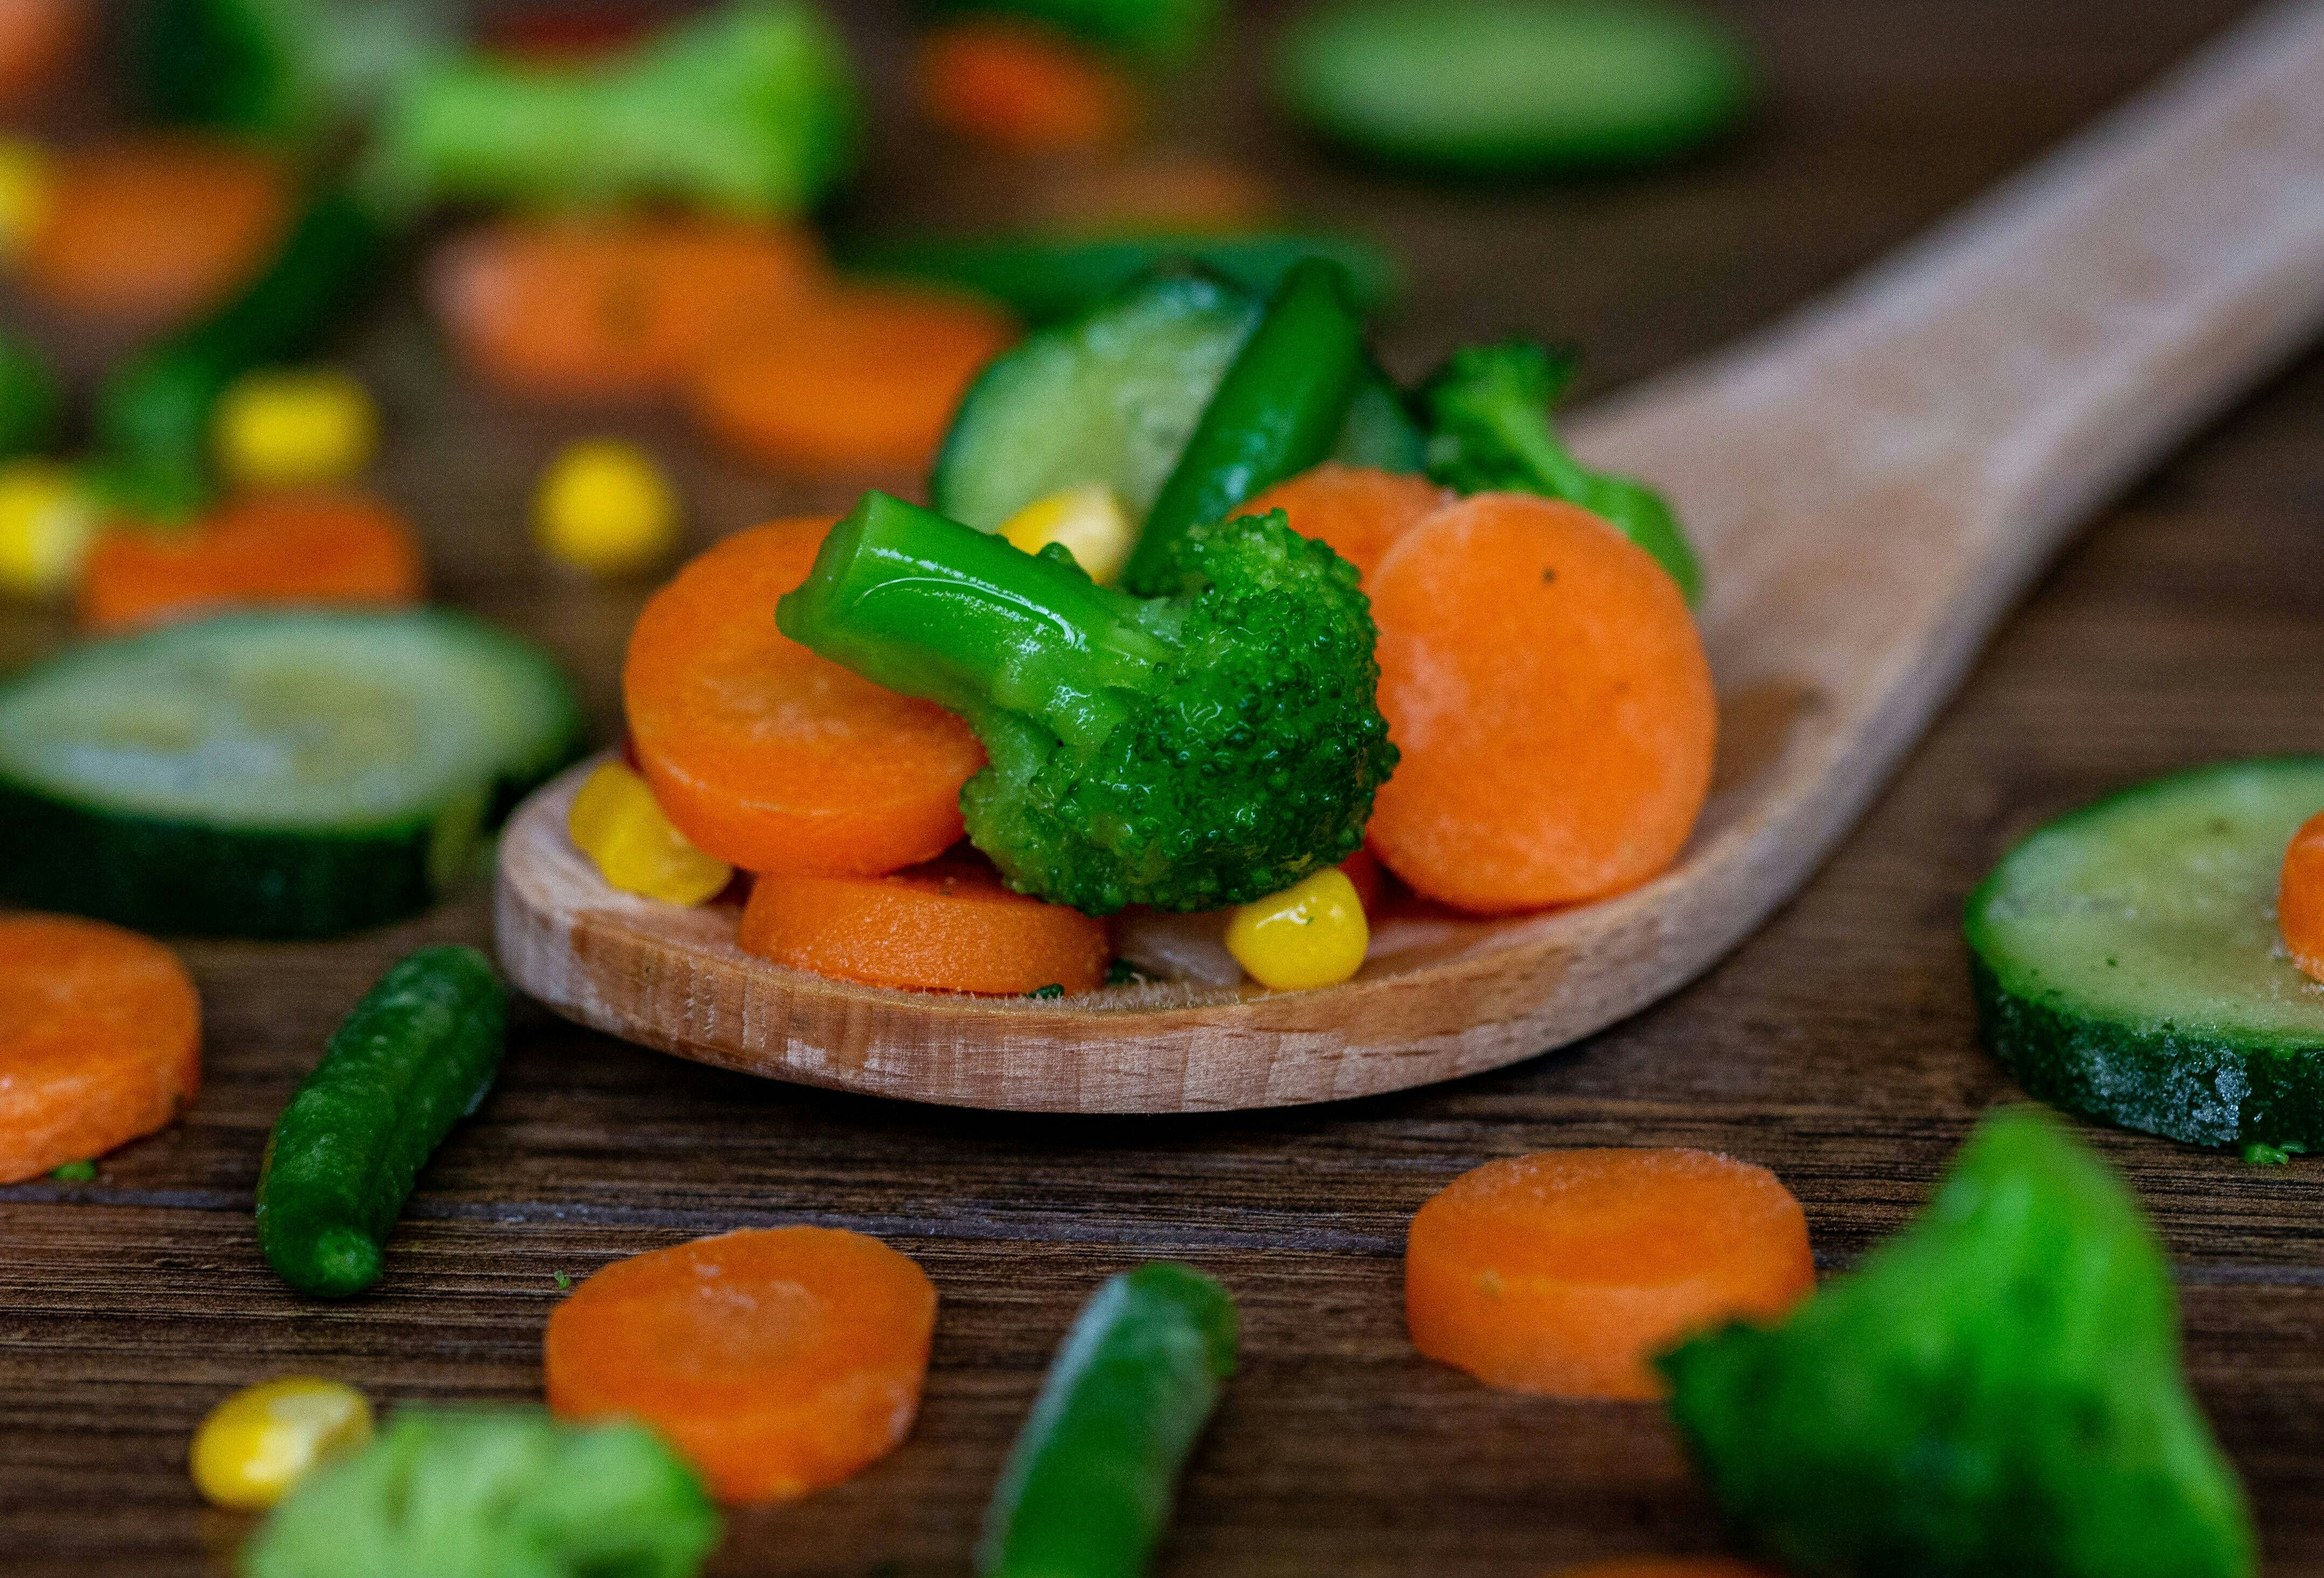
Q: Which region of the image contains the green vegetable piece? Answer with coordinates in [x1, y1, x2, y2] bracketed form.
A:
[978, 1263, 1237, 1578]
[50, 1160, 96, 1183]
[847, 230, 1400, 326]
[1278, 0, 1755, 175]
[0, 328, 62, 460]
[1122, 259, 1367, 596]
[243, 1407, 720, 1578]
[778, 491, 1394, 914]
[96, 184, 392, 516]
[372, 0, 859, 217]
[933, 0, 1220, 65]
[1661, 1108, 2257, 1578]
[1419, 338, 1701, 601]
[257, 946, 508, 1298]
[140, 0, 455, 142]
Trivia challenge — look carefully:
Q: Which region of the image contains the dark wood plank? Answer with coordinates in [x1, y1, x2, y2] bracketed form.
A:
[8, 0, 2324, 1573]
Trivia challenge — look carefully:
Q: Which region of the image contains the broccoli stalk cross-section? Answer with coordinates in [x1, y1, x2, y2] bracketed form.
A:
[778, 492, 1396, 915]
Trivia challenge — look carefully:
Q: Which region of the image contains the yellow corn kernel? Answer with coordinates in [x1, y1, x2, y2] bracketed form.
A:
[999, 483, 1135, 586]
[0, 136, 53, 262]
[568, 759, 733, 905]
[0, 461, 95, 598]
[214, 368, 379, 489]
[189, 1377, 374, 1511]
[1225, 867, 1369, 991]
[534, 438, 679, 577]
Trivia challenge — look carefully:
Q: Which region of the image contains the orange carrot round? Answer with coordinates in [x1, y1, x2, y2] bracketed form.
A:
[1406, 1148, 1813, 1400]
[624, 517, 986, 876]
[0, 0, 84, 111]
[1365, 493, 1716, 914]
[1243, 462, 1451, 585]
[0, 914, 201, 1184]
[19, 136, 287, 319]
[546, 1226, 937, 1504]
[432, 218, 824, 400]
[690, 284, 1016, 476]
[78, 490, 424, 631]
[740, 857, 1111, 995]
[2281, 811, 2324, 983]
[918, 18, 1140, 153]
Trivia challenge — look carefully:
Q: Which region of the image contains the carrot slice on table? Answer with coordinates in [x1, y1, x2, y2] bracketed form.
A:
[0, 914, 201, 1184]
[1406, 1149, 1813, 1401]
[1243, 462, 1451, 585]
[1365, 492, 1716, 913]
[432, 218, 824, 399]
[2280, 810, 2324, 983]
[624, 517, 986, 875]
[78, 490, 424, 630]
[19, 136, 287, 319]
[690, 284, 1016, 475]
[918, 18, 1140, 153]
[0, 0, 85, 111]
[547, 1226, 936, 1504]
[740, 857, 1111, 995]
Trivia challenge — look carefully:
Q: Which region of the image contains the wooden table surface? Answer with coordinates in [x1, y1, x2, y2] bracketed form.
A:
[7, 0, 2323, 1572]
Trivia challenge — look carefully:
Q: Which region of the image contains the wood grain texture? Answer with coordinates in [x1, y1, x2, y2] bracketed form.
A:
[10, 0, 2324, 1573]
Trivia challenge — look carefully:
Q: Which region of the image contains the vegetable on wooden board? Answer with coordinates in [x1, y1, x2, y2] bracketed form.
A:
[1661, 1108, 2257, 1578]
[1364, 493, 1716, 914]
[1406, 1149, 1813, 1399]
[78, 489, 424, 631]
[0, 913, 200, 1185]
[568, 759, 734, 907]
[622, 515, 986, 877]
[0, 608, 585, 937]
[1224, 867, 1370, 991]
[546, 1227, 937, 1504]
[978, 1263, 1237, 1578]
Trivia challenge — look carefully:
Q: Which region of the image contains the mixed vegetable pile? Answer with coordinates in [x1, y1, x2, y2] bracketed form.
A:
[0, 2, 2306, 1575]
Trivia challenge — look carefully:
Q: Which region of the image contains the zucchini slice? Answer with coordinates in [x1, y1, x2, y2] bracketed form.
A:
[931, 270, 1420, 534]
[1966, 758, 2324, 1149]
[0, 608, 586, 938]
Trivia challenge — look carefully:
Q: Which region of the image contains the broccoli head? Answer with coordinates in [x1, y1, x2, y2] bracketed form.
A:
[1419, 338, 1702, 601]
[1659, 1108, 2256, 1578]
[372, 0, 860, 216]
[778, 491, 1396, 915]
[141, 0, 455, 141]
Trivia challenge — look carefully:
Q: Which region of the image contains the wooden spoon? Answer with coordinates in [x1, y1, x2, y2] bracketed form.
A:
[499, 0, 2324, 1113]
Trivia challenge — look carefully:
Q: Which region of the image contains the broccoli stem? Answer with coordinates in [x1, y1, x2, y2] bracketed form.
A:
[778, 492, 1173, 752]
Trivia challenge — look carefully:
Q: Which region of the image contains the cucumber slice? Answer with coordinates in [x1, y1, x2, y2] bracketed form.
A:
[1966, 758, 2324, 1150]
[1277, 0, 1755, 175]
[0, 609, 586, 938]
[931, 270, 1420, 534]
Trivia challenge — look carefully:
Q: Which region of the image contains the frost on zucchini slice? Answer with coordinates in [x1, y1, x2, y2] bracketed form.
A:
[1965, 757, 2324, 1149]
[0, 608, 586, 939]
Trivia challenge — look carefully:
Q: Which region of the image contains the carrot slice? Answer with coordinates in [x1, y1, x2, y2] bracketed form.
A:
[740, 856, 1110, 995]
[918, 18, 1140, 153]
[0, 0, 84, 111]
[623, 517, 986, 875]
[78, 490, 424, 631]
[545, 1226, 937, 1504]
[2280, 811, 2324, 983]
[432, 218, 825, 400]
[0, 914, 201, 1184]
[19, 136, 288, 319]
[1549, 1562, 1783, 1577]
[690, 284, 1016, 475]
[1406, 1148, 1812, 1401]
[1365, 493, 1716, 913]
[1243, 462, 1451, 585]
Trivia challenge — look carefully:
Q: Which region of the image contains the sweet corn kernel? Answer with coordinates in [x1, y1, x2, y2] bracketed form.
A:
[0, 461, 95, 598]
[999, 483, 1134, 585]
[0, 135, 53, 261]
[568, 759, 733, 905]
[190, 1377, 374, 1511]
[534, 438, 679, 577]
[1225, 867, 1369, 991]
[214, 368, 379, 488]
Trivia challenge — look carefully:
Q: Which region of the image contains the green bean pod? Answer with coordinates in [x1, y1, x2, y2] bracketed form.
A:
[1121, 259, 1366, 594]
[256, 945, 507, 1299]
[977, 1263, 1239, 1578]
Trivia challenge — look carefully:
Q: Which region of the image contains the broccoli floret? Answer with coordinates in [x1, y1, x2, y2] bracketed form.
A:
[372, 0, 860, 216]
[141, 0, 455, 141]
[1660, 1108, 2256, 1578]
[1419, 338, 1702, 601]
[778, 492, 1395, 915]
[243, 1408, 720, 1578]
